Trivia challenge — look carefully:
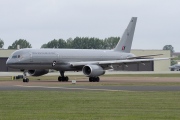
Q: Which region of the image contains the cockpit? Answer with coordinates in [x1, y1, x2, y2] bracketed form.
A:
[12, 55, 21, 59]
[6, 49, 31, 68]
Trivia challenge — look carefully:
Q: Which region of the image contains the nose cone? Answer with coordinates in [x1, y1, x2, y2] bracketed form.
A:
[6, 58, 15, 68]
[6, 58, 11, 66]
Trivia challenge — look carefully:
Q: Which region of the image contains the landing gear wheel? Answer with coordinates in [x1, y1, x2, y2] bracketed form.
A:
[65, 76, 69, 82]
[26, 78, 29, 82]
[58, 71, 69, 82]
[58, 76, 69, 82]
[89, 77, 93, 82]
[89, 77, 100, 82]
[58, 76, 62, 81]
[96, 77, 100, 82]
[23, 78, 29, 82]
[22, 70, 29, 82]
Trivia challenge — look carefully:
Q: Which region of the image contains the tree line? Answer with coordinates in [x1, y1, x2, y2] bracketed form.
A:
[0, 37, 120, 49]
[0, 38, 176, 52]
[41, 37, 119, 49]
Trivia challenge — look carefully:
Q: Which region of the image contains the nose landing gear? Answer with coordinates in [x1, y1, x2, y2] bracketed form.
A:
[22, 70, 29, 82]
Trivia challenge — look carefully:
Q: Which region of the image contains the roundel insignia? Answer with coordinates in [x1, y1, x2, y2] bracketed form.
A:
[122, 46, 126, 50]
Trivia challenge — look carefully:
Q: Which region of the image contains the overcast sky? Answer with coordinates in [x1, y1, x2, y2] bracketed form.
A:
[0, 0, 180, 51]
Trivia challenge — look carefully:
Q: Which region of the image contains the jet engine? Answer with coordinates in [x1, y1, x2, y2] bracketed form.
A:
[82, 65, 105, 77]
[28, 69, 49, 76]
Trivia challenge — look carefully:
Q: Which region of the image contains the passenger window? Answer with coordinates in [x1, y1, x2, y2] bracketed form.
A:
[18, 55, 20, 58]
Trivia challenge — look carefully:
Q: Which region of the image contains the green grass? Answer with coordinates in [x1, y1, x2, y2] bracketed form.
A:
[0, 91, 180, 120]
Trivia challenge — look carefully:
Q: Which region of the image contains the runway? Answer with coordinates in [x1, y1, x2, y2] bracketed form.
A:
[0, 81, 180, 91]
[1, 72, 180, 91]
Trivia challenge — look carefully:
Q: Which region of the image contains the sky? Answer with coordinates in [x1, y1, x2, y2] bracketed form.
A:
[0, 0, 180, 51]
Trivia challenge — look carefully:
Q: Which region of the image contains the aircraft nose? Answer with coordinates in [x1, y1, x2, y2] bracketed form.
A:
[6, 58, 13, 67]
[6, 59, 10, 66]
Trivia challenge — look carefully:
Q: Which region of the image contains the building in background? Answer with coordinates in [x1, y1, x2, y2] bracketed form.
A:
[132, 49, 171, 71]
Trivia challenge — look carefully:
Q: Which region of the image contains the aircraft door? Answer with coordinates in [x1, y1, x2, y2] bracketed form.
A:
[58, 54, 64, 62]
[29, 52, 33, 62]
[57, 53, 60, 62]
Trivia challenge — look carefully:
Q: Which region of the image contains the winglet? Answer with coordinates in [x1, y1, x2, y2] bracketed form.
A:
[114, 17, 137, 53]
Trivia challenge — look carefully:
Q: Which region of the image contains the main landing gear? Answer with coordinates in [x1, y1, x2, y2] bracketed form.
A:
[22, 70, 29, 82]
[89, 77, 100, 82]
[58, 71, 69, 82]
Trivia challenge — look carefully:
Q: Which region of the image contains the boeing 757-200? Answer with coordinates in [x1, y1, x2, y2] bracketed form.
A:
[6, 17, 170, 82]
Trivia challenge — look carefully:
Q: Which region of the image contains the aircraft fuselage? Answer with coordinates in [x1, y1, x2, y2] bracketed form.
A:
[6, 48, 135, 71]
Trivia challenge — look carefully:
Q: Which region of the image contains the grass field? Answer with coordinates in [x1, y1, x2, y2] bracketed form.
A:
[0, 91, 180, 120]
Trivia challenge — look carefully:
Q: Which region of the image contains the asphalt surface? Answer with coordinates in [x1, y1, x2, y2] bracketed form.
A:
[0, 82, 180, 91]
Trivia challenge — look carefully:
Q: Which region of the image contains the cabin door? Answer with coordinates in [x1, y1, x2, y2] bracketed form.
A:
[29, 52, 33, 62]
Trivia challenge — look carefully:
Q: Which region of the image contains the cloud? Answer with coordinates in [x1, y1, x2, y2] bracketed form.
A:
[0, 0, 180, 51]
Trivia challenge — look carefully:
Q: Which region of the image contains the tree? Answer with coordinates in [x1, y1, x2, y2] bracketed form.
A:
[163, 45, 174, 54]
[171, 60, 177, 66]
[163, 45, 176, 65]
[66, 38, 73, 48]
[41, 39, 67, 48]
[41, 36, 120, 49]
[41, 44, 47, 48]
[103, 37, 119, 49]
[0, 39, 4, 48]
[8, 39, 32, 49]
[71, 37, 104, 49]
[57, 39, 67, 48]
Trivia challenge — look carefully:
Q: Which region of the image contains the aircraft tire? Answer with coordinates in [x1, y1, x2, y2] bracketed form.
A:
[58, 76, 68, 82]
[89, 77, 93, 82]
[96, 77, 100, 82]
[65, 76, 69, 82]
[93, 77, 100, 82]
[89, 77, 100, 82]
[26, 78, 29, 82]
[58, 76, 62, 82]
[23, 78, 29, 82]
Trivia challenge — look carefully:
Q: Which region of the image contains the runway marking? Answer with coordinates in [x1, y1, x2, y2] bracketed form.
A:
[14, 85, 126, 92]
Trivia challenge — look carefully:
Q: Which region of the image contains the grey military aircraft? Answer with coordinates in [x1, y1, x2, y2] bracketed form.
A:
[6, 17, 170, 82]
[169, 64, 180, 71]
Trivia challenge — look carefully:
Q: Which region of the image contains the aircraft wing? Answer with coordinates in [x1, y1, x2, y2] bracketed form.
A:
[127, 54, 163, 59]
[70, 58, 171, 67]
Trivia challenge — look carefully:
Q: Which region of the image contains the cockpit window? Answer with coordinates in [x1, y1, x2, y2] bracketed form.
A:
[12, 55, 21, 58]
[12, 55, 17, 58]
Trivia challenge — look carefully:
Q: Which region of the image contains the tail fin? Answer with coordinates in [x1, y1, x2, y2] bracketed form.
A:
[114, 17, 137, 53]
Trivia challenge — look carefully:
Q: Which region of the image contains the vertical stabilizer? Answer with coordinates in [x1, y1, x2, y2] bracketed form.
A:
[114, 17, 137, 53]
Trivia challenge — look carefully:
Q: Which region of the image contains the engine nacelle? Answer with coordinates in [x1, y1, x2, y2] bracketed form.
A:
[28, 69, 49, 76]
[82, 65, 105, 77]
